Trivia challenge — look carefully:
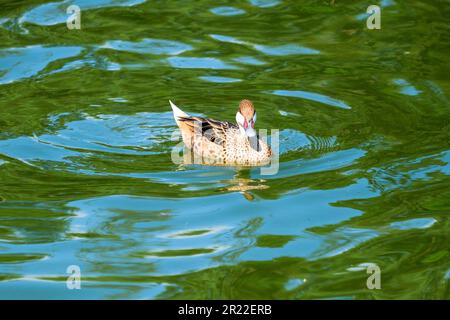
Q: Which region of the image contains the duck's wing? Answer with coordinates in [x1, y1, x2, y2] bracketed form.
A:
[177, 116, 237, 146]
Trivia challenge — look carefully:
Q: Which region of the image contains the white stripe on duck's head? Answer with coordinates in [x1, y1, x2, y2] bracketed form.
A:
[235, 99, 257, 138]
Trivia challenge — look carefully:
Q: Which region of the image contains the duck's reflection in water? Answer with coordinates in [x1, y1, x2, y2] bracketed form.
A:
[182, 147, 269, 201]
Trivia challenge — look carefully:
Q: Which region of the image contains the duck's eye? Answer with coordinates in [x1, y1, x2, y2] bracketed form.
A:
[244, 119, 248, 129]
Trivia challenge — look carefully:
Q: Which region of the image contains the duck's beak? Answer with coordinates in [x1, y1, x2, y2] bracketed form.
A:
[247, 128, 259, 151]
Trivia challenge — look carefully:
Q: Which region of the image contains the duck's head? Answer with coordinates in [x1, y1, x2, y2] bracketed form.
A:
[236, 99, 257, 138]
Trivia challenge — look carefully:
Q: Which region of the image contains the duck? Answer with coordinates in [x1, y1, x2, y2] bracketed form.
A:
[169, 99, 272, 166]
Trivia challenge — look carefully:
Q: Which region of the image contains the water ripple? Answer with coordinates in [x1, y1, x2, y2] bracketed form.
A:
[270, 90, 351, 109]
[101, 39, 192, 55]
[167, 57, 238, 70]
[0, 45, 83, 84]
[249, 0, 281, 8]
[389, 218, 437, 230]
[254, 44, 320, 56]
[393, 79, 422, 96]
[199, 76, 242, 83]
[210, 7, 246, 16]
[0, 0, 448, 300]
[20, 0, 146, 26]
[210, 34, 319, 56]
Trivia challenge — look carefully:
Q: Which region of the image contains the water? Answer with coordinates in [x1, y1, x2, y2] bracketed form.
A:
[0, 0, 449, 299]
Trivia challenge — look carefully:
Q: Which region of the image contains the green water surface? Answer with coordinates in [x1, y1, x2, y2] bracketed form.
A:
[0, 0, 449, 299]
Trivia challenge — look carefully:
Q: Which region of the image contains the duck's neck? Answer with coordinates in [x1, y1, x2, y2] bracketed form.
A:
[238, 125, 246, 136]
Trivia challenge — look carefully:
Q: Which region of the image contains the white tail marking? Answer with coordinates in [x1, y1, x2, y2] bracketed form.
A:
[169, 100, 188, 122]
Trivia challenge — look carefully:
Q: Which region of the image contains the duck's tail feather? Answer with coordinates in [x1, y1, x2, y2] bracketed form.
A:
[169, 100, 194, 146]
[169, 100, 188, 122]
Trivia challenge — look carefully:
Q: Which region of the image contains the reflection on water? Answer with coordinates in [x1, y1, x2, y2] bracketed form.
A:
[0, 0, 449, 299]
[210, 6, 246, 17]
[102, 39, 193, 55]
[271, 90, 351, 109]
[19, 0, 146, 26]
[0, 45, 83, 84]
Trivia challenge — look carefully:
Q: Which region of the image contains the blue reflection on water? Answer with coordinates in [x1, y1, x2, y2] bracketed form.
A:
[20, 0, 146, 26]
[102, 39, 192, 55]
[254, 44, 320, 56]
[393, 79, 422, 96]
[0, 45, 82, 84]
[210, 6, 246, 16]
[167, 57, 239, 70]
[390, 218, 437, 230]
[270, 90, 351, 109]
[199, 76, 242, 83]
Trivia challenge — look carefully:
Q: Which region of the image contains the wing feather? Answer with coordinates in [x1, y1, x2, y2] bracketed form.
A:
[177, 116, 237, 146]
